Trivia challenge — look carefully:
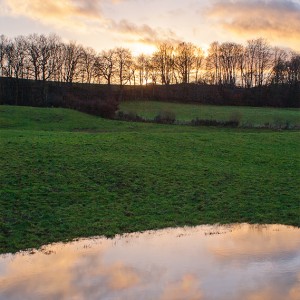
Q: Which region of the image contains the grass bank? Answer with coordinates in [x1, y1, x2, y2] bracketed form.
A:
[0, 105, 299, 253]
[119, 101, 300, 127]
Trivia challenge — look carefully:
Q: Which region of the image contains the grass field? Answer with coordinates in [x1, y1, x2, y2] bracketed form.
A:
[119, 101, 300, 127]
[0, 105, 299, 253]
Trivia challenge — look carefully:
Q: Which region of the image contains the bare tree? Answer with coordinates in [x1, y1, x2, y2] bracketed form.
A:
[174, 42, 196, 83]
[255, 38, 272, 86]
[271, 47, 288, 85]
[95, 49, 116, 85]
[115, 47, 132, 86]
[194, 47, 204, 83]
[11, 36, 29, 79]
[41, 34, 62, 82]
[0, 35, 8, 77]
[61, 41, 83, 83]
[242, 39, 272, 87]
[243, 39, 258, 88]
[287, 53, 300, 85]
[206, 42, 221, 85]
[80, 47, 96, 83]
[26, 34, 43, 80]
[219, 42, 243, 85]
[136, 54, 147, 85]
[153, 42, 174, 85]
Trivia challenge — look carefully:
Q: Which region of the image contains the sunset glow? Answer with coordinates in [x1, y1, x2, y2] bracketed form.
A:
[131, 43, 157, 56]
[1, 0, 299, 53]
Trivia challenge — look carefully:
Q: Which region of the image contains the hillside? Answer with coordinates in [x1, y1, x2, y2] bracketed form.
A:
[0, 106, 299, 253]
[119, 101, 300, 127]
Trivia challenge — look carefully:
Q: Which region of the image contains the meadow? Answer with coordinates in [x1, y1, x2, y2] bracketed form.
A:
[0, 105, 299, 253]
[119, 100, 300, 127]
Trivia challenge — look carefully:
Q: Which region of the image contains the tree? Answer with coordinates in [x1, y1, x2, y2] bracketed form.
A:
[174, 42, 196, 83]
[61, 41, 83, 83]
[219, 42, 243, 86]
[194, 47, 204, 83]
[95, 49, 116, 85]
[271, 47, 288, 85]
[287, 54, 300, 85]
[80, 47, 96, 83]
[242, 38, 272, 88]
[153, 42, 174, 85]
[206, 42, 221, 85]
[115, 47, 132, 86]
[10, 36, 29, 79]
[0, 35, 8, 77]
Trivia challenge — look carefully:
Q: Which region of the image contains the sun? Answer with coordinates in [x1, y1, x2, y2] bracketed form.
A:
[131, 43, 157, 56]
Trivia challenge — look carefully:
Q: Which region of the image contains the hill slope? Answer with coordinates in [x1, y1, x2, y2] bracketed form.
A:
[1, 106, 299, 253]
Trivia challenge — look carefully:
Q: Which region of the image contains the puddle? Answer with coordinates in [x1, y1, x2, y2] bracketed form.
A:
[1, 224, 300, 300]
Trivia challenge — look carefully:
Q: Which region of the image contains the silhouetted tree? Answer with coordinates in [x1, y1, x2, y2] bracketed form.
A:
[175, 42, 195, 83]
[153, 42, 174, 85]
[95, 49, 116, 85]
[115, 47, 132, 86]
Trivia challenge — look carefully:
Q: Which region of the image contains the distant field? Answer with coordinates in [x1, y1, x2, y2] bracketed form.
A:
[0, 105, 299, 253]
[119, 101, 300, 127]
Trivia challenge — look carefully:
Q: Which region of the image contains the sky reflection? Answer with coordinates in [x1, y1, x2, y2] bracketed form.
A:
[0, 224, 300, 300]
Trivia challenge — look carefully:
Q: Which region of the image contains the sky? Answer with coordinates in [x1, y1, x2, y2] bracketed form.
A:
[1, 0, 300, 55]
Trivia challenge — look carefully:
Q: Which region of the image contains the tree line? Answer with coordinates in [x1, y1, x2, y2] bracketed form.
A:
[0, 33, 299, 88]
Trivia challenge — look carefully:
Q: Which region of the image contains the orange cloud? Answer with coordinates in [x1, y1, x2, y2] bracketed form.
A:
[110, 19, 181, 45]
[108, 262, 140, 289]
[207, 0, 300, 50]
[238, 272, 300, 300]
[209, 224, 300, 261]
[0, 239, 142, 299]
[160, 274, 203, 300]
[2, 0, 177, 46]
[2, 0, 105, 30]
[288, 273, 300, 300]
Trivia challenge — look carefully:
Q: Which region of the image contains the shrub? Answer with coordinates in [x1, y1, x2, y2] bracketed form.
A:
[68, 98, 118, 119]
[116, 111, 145, 122]
[154, 110, 176, 124]
[273, 116, 285, 129]
[191, 117, 240, 127]
[229, 111, 242, 126]
[191, 118, 219, 126]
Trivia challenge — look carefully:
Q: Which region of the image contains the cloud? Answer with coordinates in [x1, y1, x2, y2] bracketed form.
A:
[2, 0, 105, 30]
[209, 224, 300, 262]
[111, 19, 157, 38]
[235, 272, 300, 300]
[206, 0, 300, 49]
[110, 19, 181, 45]
[288, 273, 300, 300]
[160, 274, 203, 300]
[108, 262, 140, 289]
[1, 0, 178, 46]
[0, 239, 142, 299]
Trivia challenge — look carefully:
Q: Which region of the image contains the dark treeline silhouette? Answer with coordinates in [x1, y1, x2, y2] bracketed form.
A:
[0, 77, 118, 118]
[0, 33, 299, 112]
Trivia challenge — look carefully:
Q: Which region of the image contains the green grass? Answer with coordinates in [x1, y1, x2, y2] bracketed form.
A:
[0, 105, 299, 254]
[119, 100, 300, 127]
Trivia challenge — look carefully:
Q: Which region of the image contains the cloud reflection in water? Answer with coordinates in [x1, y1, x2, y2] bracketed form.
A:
[0, 224, 299, 300]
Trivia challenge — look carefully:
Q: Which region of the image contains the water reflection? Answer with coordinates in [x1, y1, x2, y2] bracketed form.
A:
[0, 224, 300, 300]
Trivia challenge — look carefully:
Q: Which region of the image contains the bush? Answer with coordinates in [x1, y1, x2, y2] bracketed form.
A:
[116, 111, 145, 122]
[191, 118, 220, 126]
[191, 117, 239, 127]
[229, 111, 242, 126]
[66, 97, 118, 119]
[273, 116, 285, 129]
[154, 110, 176, 124]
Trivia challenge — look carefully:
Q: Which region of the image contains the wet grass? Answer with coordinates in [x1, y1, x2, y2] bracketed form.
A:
[0, 105, 299, 253]
[119, 100, 300, 127]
